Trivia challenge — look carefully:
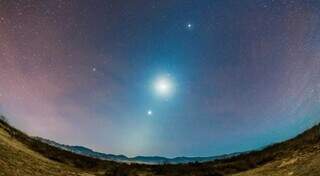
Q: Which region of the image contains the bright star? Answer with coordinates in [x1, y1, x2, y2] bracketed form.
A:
[154, 75, 174, 97]
[186, 23, 192, 30]
[147, 110, 152, 116]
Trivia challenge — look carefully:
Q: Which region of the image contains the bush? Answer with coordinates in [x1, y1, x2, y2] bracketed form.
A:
[0, 115, 8, 123]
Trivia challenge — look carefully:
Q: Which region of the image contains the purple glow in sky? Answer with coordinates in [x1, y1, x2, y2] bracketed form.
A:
[1, 0, 320, 157]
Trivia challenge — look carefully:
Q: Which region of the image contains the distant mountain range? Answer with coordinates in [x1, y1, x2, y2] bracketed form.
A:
[34, 137, 239, 164]
[2, 115, 320, 176]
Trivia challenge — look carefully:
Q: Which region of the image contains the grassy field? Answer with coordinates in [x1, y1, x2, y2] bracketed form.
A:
[234, 145, 320, 176]
[0, 116, 319, 176]
[0, 122, 95, 176]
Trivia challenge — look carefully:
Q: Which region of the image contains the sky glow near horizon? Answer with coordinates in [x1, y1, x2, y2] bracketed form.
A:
[1, 0, 320, 157]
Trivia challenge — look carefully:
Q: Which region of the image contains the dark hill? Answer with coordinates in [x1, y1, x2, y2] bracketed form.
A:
[0, 115, 319, 176]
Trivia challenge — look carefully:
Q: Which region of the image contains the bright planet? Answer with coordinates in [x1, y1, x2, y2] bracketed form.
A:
[153, 75, 174, 98]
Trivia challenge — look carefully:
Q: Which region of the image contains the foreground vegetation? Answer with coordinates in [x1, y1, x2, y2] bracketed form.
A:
[0, 115, 319, 176]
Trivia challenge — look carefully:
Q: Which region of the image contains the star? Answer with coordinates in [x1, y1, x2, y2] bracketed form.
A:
[153, 75, 174, 98]
[186, 23, 193, 30]
[147, 110, 153, 116]
[92, 67, 97, 72]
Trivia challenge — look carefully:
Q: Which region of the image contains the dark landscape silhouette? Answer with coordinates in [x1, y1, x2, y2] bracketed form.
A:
[1, 115, 320, 176]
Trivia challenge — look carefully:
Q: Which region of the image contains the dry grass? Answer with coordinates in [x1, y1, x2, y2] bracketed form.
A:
[233, 145, 320, 176]
[0, 115, 319, 176]
[0, 122, 95, 176]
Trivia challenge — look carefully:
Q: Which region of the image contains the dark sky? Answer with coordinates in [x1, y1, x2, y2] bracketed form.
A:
[1, 0, 320, 157]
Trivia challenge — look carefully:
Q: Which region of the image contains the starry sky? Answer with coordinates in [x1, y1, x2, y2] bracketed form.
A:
[1, 0, 320, 157]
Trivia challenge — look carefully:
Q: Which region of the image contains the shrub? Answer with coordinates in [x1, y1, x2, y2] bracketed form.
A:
[0, 115, 8, 123]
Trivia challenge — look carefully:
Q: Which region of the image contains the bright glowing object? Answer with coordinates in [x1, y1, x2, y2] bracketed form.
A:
[154, 76, 173, 97]
[147, 110, 152, 116]
[186, 23, 193, 30]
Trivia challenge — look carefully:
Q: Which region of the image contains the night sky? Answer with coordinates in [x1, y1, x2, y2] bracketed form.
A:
[1, 0, 320, 157]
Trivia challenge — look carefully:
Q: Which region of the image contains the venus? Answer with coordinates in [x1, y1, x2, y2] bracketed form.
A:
[153, 75, 174, 97]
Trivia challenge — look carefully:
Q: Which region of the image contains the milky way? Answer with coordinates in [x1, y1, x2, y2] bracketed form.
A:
[1, 0, 320, 157]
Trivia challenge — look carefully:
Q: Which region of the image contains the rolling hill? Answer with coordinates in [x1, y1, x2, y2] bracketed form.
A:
[35, 137, 232, 164]
[0, 115, 320, 176]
